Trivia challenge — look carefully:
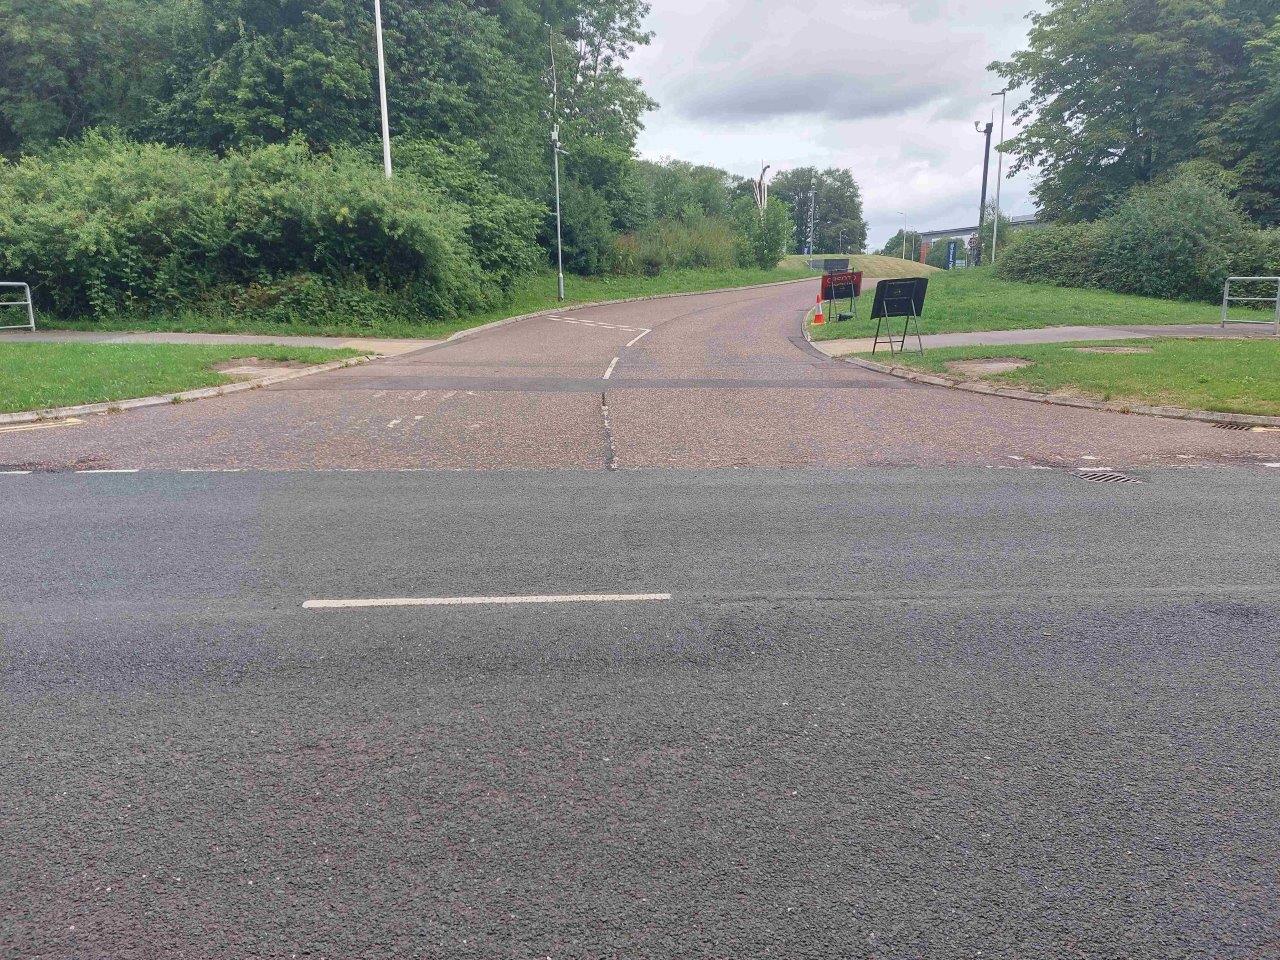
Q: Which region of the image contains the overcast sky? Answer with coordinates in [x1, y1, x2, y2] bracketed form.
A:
[627, 0, 1043, 249]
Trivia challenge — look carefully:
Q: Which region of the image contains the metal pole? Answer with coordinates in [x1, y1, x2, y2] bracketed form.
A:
[373, 0, 393, 179]
[1221, 279, 1230, 329]
[553, 129, 565, 301]
[991, 91, 1006, 263]
[975, 120, 993, 265]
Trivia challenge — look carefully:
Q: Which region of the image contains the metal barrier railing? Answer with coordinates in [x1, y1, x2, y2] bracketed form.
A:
[0, 282, 36, 331]
[1221, 277, 1279, 335]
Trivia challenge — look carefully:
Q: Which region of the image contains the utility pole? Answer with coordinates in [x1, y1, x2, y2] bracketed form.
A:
[974, 117, 994, 266]
[896, 211, 907, 259]
[991, 90, 1008, 263]
[373, 0, 393, 179]
[548, 28, 566, 301]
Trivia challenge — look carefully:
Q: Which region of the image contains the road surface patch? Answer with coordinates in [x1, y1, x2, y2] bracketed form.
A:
[303, 592, 672, 609]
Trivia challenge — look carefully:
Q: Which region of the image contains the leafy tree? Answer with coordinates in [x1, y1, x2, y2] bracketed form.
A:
[768, 167, 867, 254]
[734, 196, 793, 269]
[877, 230, 923, 261]
[992, 0, 1280, 223]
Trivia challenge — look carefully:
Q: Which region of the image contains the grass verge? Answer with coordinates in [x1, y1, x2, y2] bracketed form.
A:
[0, 342, 362, 414]
[43, 266, 819, 341]
[862, 337, 1280, 417]
[782, 254, 939, 279]
[809, 268, 1261, 342]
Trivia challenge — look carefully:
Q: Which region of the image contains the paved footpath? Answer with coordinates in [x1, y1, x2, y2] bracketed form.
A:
[1, 284, 1278, 471]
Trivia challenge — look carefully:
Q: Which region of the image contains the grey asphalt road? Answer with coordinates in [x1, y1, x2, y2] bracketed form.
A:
[2, 281, 1279, 470]
[4, 469, 1279, 959]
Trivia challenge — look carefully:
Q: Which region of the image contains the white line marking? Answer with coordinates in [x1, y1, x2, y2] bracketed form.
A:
[0, 418, 84, 434]
[77, 469, 139, 474]
[414, 416, 424, 422]
[626, 329, 652, 348]
[603, 357, 620, 380]
[0, 470, 31, 475]
[304, 593, 671, 610]
[1265, 463, 1280, 468]
[387, 419, 401, 428]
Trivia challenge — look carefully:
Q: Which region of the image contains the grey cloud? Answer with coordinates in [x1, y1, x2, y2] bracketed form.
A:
[676, 71, 953, 124]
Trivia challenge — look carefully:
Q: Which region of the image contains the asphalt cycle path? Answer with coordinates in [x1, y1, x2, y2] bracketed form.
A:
[2, 281, 1279, 472]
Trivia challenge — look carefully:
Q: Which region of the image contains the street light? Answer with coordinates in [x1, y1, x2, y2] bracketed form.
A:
[373, 0, 393, 179]
[548, 27, 566, 301]
[990, 90, 1008, 263]
[974, 117, 994, 265]
[896, 211, 908, 259]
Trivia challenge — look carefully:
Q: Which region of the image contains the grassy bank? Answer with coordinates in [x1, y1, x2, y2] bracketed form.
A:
[865, 338, 1280, 417]
[809, 268, 1258, 342]
[783, 254, 938, 280]
[43, 266, 819, 341]
[0, 343, 362, 414]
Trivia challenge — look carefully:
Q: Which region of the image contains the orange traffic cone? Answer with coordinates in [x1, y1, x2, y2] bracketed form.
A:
[813, 292, 825, 325]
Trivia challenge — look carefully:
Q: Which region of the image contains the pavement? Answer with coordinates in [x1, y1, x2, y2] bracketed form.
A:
[811, 321, 1280, 357]
[5, 284, 1280, 959]
[3, 469, 1279, 959]
[1, 284, 1278, 470]
[0, 328, 438, 356]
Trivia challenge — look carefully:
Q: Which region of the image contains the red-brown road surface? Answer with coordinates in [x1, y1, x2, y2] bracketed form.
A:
[3, 282, 1279, 472]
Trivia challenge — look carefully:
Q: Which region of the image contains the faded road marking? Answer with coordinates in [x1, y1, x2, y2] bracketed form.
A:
[0, 418, 84, 435]
[603, 357, 620, 380]
[304, 592, 672, 610]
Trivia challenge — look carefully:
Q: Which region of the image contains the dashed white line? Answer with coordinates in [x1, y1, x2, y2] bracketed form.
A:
[77, 469, 139, 474]
[304, 593, 671, 610]
[387, 419, 401, 428]
[1265, 463, 1280, 468]
[603, 357, 620, 380]
[626, 329, 653, 348]
[0, 470, 31, 475]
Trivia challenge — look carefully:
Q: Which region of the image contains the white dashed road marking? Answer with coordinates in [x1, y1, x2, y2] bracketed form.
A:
[77, 469, 139, 475]
[625, 329, 652, 348]
[603, 357, 620, 380]
[304, 593, 672, 610]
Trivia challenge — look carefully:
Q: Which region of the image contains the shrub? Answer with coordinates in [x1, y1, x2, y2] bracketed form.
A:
[1091, 165, 1255, 301]
[995, 222, 1103, 288]
[0, 132, 541, 324]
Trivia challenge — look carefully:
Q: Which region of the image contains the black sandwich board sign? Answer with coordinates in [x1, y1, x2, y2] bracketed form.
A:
[870, 277, 928, 355]
[822, 258, 851, 274]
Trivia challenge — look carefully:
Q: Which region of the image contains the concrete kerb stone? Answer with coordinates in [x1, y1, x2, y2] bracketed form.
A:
[0, 354, 373, 427]
[842, 354, 1280, 429]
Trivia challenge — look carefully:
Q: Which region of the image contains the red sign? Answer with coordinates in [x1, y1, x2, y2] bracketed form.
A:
[821, 270, 863, 300]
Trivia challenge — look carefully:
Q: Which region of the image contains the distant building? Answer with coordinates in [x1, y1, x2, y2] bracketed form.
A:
[916, 214, 1041, 264]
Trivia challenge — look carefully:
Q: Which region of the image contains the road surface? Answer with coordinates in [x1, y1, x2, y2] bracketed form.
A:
[1, 282, 1278, 471]
[3, 284, 1279, 959]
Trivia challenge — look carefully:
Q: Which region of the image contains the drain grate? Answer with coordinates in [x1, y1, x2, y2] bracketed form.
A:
[1078, 470, 1144, 484]
[1212, 421, 1253, 431]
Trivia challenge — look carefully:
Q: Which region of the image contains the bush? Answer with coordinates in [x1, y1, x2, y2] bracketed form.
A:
[997, 165, 1263, 301]
[1091, 165, 1255, 301]
[995, 222, 1102, 288]
[606, 216, 742, 276]
[0, 132, 542, 324]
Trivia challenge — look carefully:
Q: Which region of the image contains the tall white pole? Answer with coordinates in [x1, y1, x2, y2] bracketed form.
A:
[553, 126, 565, 301]
[991, 90, 1007, 262]
[374, 0, 393, 179]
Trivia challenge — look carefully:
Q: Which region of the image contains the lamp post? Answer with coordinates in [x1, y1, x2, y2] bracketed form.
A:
[373, 0, 393, 179]
[548, 28, 566, 301]
[974, 118, 994, 265]
[896, 211, 907, 259]
[991, 90, 1008, 263]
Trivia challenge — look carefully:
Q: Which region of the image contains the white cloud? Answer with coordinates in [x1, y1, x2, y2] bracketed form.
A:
[628, 0, 1043, 248]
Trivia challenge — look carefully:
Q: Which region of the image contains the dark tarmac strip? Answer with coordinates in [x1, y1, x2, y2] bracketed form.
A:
[3, 469, 1279, 959]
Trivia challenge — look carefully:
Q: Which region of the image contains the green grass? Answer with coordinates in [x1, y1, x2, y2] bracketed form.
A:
[808, 268, 1259, 342]
[866, 337, 1280, 417]
[43, 266, 818, 341]
[0, 342, 362, 414]
[782, 253, 938, 279]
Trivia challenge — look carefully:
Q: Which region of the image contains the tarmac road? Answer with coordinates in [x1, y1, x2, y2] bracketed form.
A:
[2, 281, 1279, 471]
[4, 284, 1280, 958]
[3, 469, 1280, 959]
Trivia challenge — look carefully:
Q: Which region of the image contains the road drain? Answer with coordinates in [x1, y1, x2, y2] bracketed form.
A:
[1212, 422, 1253, 431]
[1078, 470, 1144, 484]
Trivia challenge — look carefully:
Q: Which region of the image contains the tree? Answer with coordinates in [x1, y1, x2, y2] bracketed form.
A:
[992, 0, 1279, 223]
[735, 196, 793, 269]
[768, 167, 868, 254]
[877, 230, 923, 261]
